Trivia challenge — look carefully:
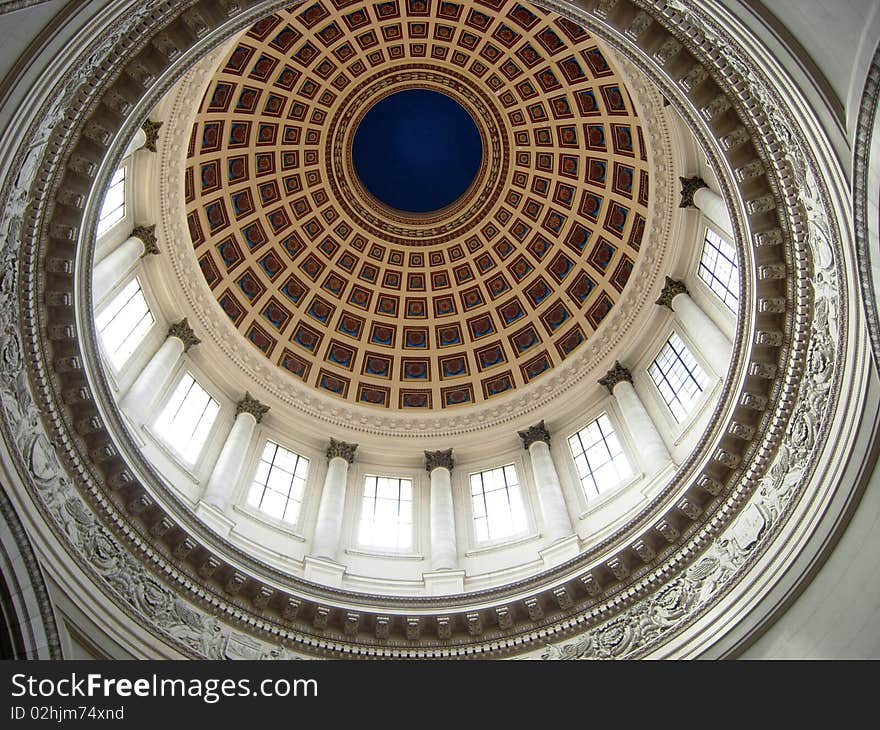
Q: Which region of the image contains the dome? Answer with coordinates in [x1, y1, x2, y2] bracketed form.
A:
[181, 2, 654, 411]
[0, 0, 878, 662]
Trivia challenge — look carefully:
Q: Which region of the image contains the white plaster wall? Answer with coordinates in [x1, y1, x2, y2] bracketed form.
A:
[0, 1, 65, 94]
[740, 374, 880, 659]
[740, 462, 880, 658]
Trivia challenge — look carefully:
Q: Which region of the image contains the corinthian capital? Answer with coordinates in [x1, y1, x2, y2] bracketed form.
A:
[167, 318, 200, 351]
[655, 276, 688, 309]
[598, 361, 633, 394]
[424, 448, 454, 473]
[142, 118, 163, 153]
[518, 420, 551, 449]
[678, 175, 708, 208]
[327, 438, 358, 463]
[236, 392, 269, 423]
[132, 224, 159, 255]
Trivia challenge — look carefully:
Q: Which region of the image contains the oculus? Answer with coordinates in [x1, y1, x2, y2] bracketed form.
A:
[352, 89, 482, 213]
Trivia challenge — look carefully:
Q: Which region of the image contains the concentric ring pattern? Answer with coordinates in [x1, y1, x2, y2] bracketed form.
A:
[185, 0, 651, 410]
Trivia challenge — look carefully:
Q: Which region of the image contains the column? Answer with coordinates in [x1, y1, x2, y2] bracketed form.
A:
[656, 276, 731, 377]
[120, 318, 199, 426]
[202, 393, 269, 510]
[310, 438, 357, 561]
[123, 127, 147, 158]
[517, 421, 574, 544]
[599, 362, 671, 477]
[679, 175, 734, 238]
[123, 118, 162, 157]
[425, 449, 457, 571]
[93, 224, 159, 303]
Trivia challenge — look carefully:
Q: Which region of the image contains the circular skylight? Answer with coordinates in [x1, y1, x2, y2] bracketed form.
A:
[352, 89, 482, 213]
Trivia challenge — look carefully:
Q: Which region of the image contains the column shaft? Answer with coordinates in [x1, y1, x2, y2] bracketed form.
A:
[120, 335, 184, 426]
[93, 235, 144, 304]
[429, 467, 457, 571]
[527, 440, 574, 543]
[311, 456, 349, 561]
[202, 412, 257, 510]
[693, 186, 734, 238]
[613, 380, 671, 476]
[671, 292, 732, 377]
[123, 127, 147, 157]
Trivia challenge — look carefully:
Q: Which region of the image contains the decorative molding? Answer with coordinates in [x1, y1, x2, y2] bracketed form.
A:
[425, 449, 454, 473]
[235, 392, 269, 423]
[131, 224, 159, 256]
[326, 438, 357, 464]
[598, 362, 633, 394]
[0, 481, 63, 658]
[141, 119, 163, 153]
[167, 318, 199, 351]
[655, 276, 689, 309]
[678, 175, 708, 208]
[518, 421, 551, 450]
[852, 39, 880, 373]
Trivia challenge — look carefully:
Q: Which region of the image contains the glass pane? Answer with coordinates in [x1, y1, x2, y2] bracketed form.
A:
[97, 278, 154, 369]
[247, 441, 309, 525]
[96, 167, 126, 236]
[260, 489, 286, 519]
[470, 464, 527, 543]
[698, 227, 739, 312]
[648, 334, 708, 423]
[246, 483, 264, 509]
[358, 475, 413, 550]
[568, 414, 632, 502]
[154, 374, 220, 464]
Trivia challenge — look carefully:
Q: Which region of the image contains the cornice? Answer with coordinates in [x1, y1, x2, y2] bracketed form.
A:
[853, 39, 880, 374]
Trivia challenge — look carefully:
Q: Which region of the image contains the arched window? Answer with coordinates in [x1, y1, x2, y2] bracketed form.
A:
[357, 476, 414, 551]
[247, 441, 309, 525]
[469, 465, 527, 543]
[96, 277, 154, 369]
[153, 372, 219, 463]
[648, 333, 709, 422]
[568, 414, 632, 500]
[698, 227, 739, 312]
